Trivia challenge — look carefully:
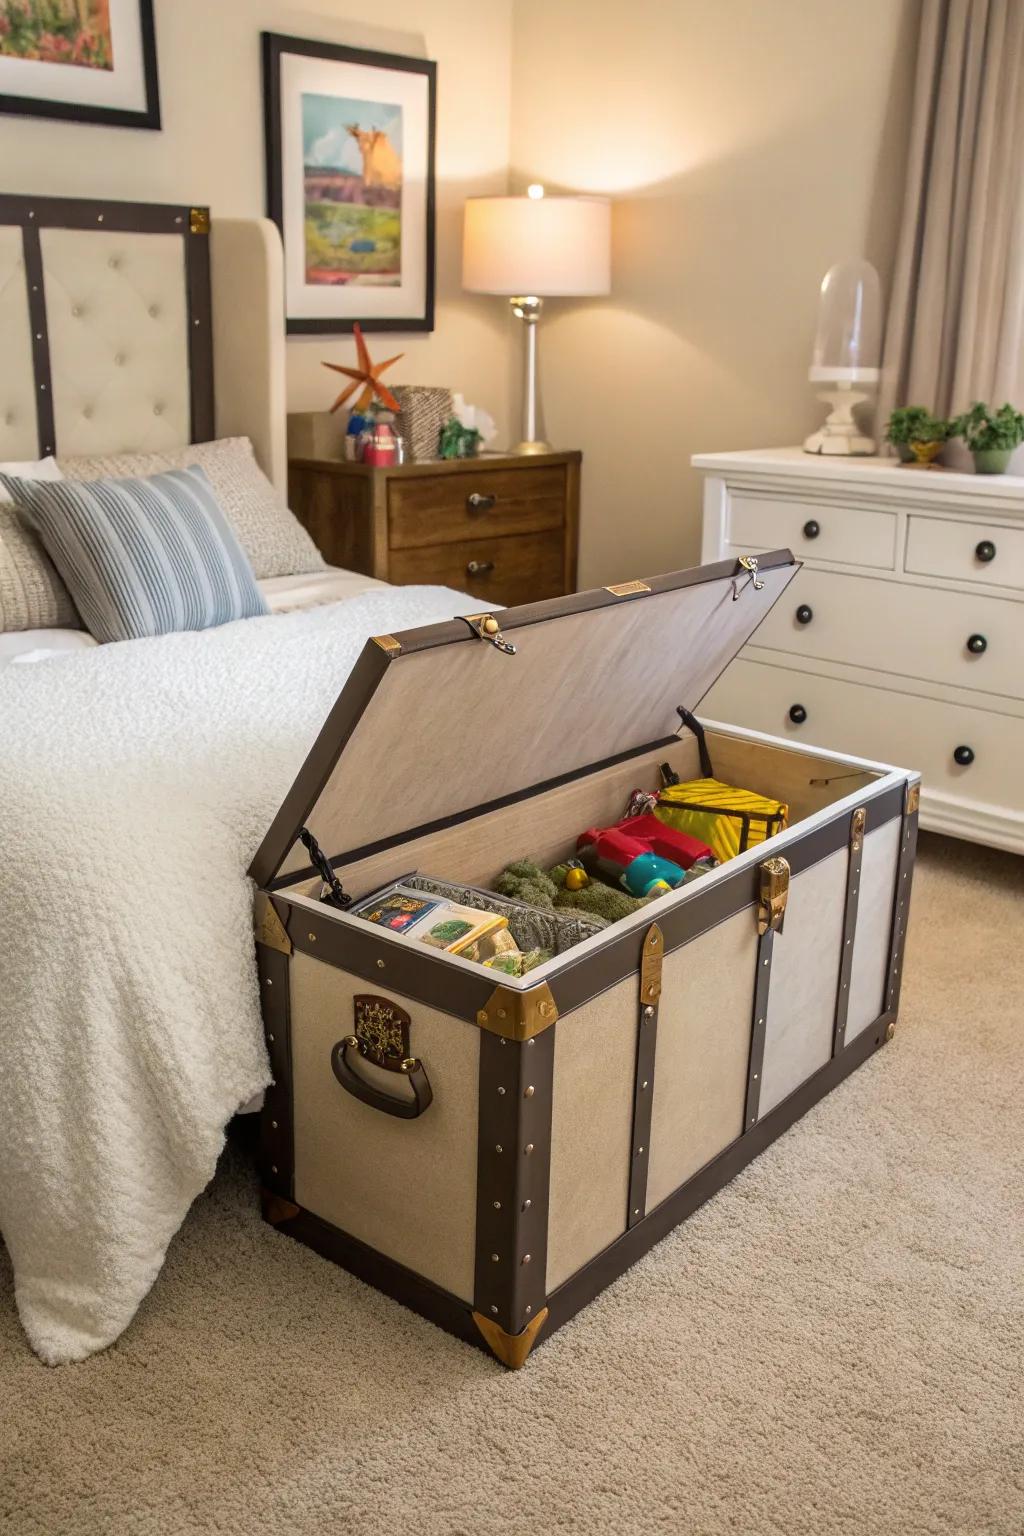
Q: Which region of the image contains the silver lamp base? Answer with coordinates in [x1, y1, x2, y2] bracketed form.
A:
[510, 296, 550, 454]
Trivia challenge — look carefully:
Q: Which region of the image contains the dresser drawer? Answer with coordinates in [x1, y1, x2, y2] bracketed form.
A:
[905, 514, 1024, 590]
[705, 660, 1024, 813]
[388, 465, 566, 550]
[752, 568, 1023, 700]
[388, 530, 567, 605]
[727, 494, 897, 570]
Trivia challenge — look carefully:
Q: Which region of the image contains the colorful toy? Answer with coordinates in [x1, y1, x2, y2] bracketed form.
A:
[577, 815, 716, 898]
[655, 767, 788, 863]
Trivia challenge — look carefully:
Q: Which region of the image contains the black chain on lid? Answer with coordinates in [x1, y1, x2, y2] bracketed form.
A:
[299, 828, 351, 909]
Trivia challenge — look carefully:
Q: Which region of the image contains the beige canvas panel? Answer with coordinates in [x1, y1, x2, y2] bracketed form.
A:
[758, 845, 847, 1116]
[846, 816, 901, 1041]
[546, 976, 635, 1293]
[41, 228, 191, 458]
[645, 907, 757, 1212]
[290, 952, 480, 1303]
[0, 226, 37, 460]
[281, 561, 798, 877]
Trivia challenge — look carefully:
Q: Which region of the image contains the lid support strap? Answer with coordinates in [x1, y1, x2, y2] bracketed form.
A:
[299, 828, 351, 909]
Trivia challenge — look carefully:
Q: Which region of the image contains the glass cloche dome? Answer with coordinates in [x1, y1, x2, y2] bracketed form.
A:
[804, 259, 882, 455]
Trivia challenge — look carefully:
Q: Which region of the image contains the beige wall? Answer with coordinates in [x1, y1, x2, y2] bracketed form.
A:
[511, 0, 918, 587]
[0, 0, 514, 429]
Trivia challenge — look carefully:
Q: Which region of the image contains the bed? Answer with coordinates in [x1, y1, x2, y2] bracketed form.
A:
[0, 193, 478, 1363]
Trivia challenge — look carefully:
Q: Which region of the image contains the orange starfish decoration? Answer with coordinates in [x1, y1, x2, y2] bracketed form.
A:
[323, 323, 404, 414]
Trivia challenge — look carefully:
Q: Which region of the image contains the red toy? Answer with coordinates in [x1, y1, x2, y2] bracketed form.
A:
[577, 815, 716, 897]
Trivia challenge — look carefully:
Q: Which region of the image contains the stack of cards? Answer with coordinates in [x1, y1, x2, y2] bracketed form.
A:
[351, 885, 511, 958]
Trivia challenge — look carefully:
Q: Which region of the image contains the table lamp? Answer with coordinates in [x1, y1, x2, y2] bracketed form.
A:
[463, 186, 611, 454]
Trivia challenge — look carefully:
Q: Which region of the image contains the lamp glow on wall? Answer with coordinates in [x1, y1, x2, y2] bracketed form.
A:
[463, 186, 611, 454]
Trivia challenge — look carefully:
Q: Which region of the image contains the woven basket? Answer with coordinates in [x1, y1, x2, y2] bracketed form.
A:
[392, 386, 454, 463]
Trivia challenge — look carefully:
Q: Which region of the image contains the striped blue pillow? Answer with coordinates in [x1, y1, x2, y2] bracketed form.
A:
[0, 465, 269, 644]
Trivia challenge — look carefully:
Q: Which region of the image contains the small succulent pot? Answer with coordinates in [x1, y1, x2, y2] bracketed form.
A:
[908, 439, 944, 468]
[971, 447, 1013, 475]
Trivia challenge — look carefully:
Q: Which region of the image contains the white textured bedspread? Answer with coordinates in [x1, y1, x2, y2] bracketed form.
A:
[0, 586, 475, 1364]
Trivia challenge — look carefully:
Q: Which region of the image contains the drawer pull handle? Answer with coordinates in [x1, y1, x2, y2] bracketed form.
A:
[466, 559, 495, 575]
[468, 492, 497, 512]
[802, 519, 821, 540]
[974, 539, 996, 563]
[796, 604, 814, 625]
[788, 703, 807, 725]
[966, 633, 988, 655]
[953, 745, 975, 767]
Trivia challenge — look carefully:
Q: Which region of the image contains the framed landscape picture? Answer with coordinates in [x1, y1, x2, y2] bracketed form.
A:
[0, 0, 160, 129]
[262, 33, 436, 334]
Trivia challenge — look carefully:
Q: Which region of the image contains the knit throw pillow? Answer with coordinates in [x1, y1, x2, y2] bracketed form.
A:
[0, 465, 269, 644]
[0, 457, 81, 632]
[59, 437, 326, 580]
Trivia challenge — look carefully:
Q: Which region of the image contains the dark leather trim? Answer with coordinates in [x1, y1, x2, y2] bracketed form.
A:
[745, 927, 774, 1127]
[473, 1029, 555, 1335]
[0, 194, 211, 455]
[884, 794, 920, 1016]
[20, 221, 55, 457]
[627, 987, 658, 1228]
[541, 1008, 893, 1348]
[258, 943, 294, 1199]
[833, 808, 865, 1053]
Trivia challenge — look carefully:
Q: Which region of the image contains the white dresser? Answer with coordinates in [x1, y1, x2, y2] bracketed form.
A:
[695, 448, 1024, 855]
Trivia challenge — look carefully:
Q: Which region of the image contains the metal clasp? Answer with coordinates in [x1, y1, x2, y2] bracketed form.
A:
[757, 856, 790, 935]
[460, 612, 517, 655]
[732, 555, 765, 601]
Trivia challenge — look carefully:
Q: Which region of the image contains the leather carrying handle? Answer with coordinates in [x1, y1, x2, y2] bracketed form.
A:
[331, 1037, 433, 1119]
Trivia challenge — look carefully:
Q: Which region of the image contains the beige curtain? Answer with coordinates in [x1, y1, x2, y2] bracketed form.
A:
[879, 0, 1024, 436]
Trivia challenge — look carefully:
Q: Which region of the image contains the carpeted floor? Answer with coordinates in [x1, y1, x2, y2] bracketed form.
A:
[1, 832, 1022, 1536]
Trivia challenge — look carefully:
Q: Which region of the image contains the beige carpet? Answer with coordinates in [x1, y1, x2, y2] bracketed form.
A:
[1, 832, 1022, 1536]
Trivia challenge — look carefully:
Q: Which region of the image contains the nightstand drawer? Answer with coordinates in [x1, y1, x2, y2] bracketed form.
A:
[705, 659, 1024, 813]
[389, 465, 566, 550]
[905, 514, 1024, 590]
[752, 568, 1024, 700]
[388, 530, 567, 605]
[727, 494, 897, 569]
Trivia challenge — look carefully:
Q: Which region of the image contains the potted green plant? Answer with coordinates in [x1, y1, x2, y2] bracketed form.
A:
[950, 401, 1024, 475]
[884, 406, 950, 465]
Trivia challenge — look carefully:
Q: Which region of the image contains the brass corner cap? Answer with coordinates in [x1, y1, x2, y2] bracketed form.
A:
[906, 781, 921, 815]
[254, 892, 292, 955]
[476, 981, 558, 1041]
[189, 207, 210, 235]
[372, 634, 402, 657]
[262, 1190, 300, 1226]
[473, 1307, 549, 1369]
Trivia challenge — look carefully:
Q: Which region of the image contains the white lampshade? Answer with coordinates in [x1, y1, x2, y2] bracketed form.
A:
[463, 194, 611, 297]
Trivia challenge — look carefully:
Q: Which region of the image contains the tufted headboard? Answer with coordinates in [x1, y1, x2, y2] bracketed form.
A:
[0, 193, 287, 495]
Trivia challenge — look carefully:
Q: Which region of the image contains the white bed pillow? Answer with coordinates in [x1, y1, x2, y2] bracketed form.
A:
[0, 457, 82, 633]
[59, 437, 326, 581]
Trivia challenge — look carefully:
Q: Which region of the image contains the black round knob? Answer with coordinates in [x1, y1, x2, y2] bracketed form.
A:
[803, 519, 821, 540]
[953, 745, 975, 766]
[796, 604, 813, 625]
[975, 539, 996, 563]
[788, 704, 807, 725]
[966, 633, 987, 654]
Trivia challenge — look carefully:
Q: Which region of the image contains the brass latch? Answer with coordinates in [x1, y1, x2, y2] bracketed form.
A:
[733, 555, 765, 601]
[757, 856, 790, 935]
[640, 923, 664, 1005]
[460, 612, 517, 655]
[851, 807, 866, 852]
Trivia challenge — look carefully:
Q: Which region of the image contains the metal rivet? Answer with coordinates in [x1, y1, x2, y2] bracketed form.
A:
[35, 332, 41, 340]
[28, 209, 35, 219]
[491, 1253, 499, 1262]
[636, 1146, 644, 1156]
[498, 1038, 506, 1047]
[846, 938, 851, 946]
[271, 1164, 278, 1174]
[496, 1007, 506, 1019]
[308, 933, 316, 942]
[376, 958, 385, 969]
[497, 1086, 505, 1096]
[885, 1021, 896, 1041]
[267, 1033, 274, 1043]
[753, 1072, 758, 1081]
[98, 214, 104, 223]
[194, 318, 201, 327]
[643, 1005, 655, 1019]
[521, 1253, 531, 1265]
[527, 1037, 535, 1046]
[763, 957, 769, 966]
[641, 1079, 648, 1090]
[525, 1306, 532, 1316]
[495, 1144, 503, 1154]
[524, 1143, 534, 1155]
[634, 1208, 640, 1216]
[524, 1085, 534, 1098]
[522, 1199, 531, 1211]
[750, 1116, 756, 1125]
[758, 1017, 764, 1025]
[490, 1305, 498, 1314]
[271, 1120, 278, 1130]
[649, 933, 658, 947]
[39, 383, 46, 391]
[492, 1201, 501, 1210]
[265, 977, 273, 985]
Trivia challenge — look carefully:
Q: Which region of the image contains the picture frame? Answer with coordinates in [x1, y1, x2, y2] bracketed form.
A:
[262, 32, 436, 335]
[0, 0, 160, 131]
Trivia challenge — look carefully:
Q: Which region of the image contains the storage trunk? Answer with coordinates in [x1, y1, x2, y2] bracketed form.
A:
[250, 552, 919, 1369]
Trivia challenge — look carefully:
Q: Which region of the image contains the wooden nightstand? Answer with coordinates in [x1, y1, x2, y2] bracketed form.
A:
[287, 451, 581, 605]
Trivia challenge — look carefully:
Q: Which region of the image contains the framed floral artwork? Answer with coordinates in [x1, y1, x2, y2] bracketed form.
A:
[0, 0, 160, 129]
[262, 32, 436, 334]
